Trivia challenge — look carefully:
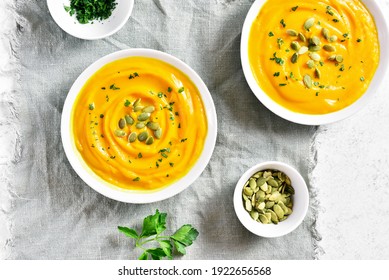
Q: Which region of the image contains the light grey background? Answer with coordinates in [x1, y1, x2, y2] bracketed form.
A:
[1, 0, 318, 259]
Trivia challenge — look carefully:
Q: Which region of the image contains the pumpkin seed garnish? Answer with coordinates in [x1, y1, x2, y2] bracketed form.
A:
[134, 106, 144, 112]
[291, 53, 299, 64]
[114, 130, 126, 137]
[308, 45, 321, 52]
[136, 122, 146, 129]
[242, 169, 294, 225]
[154, 127, 162, 139]
[329, 35, 338, 42]
[286, 29, 298, 36]
[125, 115, 134, 125]
[298, 32, 306, 42]
[310, 36, 321, 46]
[142, 106, 155, 113]
[133, 98, 141, 107]
[145, 136, 154, 145]
[322, 28, 330, 40]
[323, 45, 336, 52]
[303, 74, 313, 88]
[298, 46, 308, 55]
[118, 118, 125, 129]
[307, 60, 315, 69]
[128, 132, 137, 143]
[315, 68, 321, 79]
[146, 121, 160, 131]
[336, 55, 344, 63]
[328, 55, 337, 61]
[291, 41, 301, 51]
[137, 112, 151, 121]
[138, 131, 149, 142]
[309, 52, 321, 61]
[304, 17, 315, 31]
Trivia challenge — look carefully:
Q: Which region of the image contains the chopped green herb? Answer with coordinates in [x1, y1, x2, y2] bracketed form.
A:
[316, 92, 319, 96]
[110, 156, 116, 159]
[279, 83, 287, 87]
[333, 19, 339, 23]
[161, 153, 168, 158]
[339, 64, 345, 71]
[291, 6, 299, 11]
[268, 31, 275, 37]
[89, 103, 95, 110]
[167, 87, 172, 93]
[133, 177, 140, 182]
[138, 153, 143, 159]
[343, 33, 349, 38]
[277, 38, 284, 49]
[360, 77, 365, 81]
[178, 87, 185, 93]
[357, 38, 362, 43]
[124, 100, 131, 107]
[274, 72, 280, 77]
[110, 84, 120, 90]
[157, 92, 163, 98]
[100, 114, 104, 118]
[280, 19, 286, 28]
[181, 138, 188, 143]
[64, 0, 118, 24]
[101, 87, 106, 90]
[169, 162, 174, 167]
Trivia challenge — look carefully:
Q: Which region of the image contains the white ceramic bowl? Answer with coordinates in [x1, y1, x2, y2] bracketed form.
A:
[233, 161, 309, 238]
[47, 0, 134, 40]
[61, 49, 217, 203]
[241, 0, 389, 125]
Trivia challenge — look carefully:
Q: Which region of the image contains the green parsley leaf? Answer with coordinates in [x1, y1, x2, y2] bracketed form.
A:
[291, 6, 298, 11]
[158, 240, 173, 259]
[110, 84, 120, 90]
[178, 87, 185, 93]
[268, 31, 274, 37]
[138, 251, 148, 260]
[117, 227, 138, 239]
[140, 209, 167, 238]
[124, 100, 131, 107]
[147, 248, 166, 260]
[171, 225, 199, 247]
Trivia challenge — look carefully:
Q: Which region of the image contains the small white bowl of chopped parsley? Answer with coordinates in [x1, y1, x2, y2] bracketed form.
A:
[47, 0, 134, 40]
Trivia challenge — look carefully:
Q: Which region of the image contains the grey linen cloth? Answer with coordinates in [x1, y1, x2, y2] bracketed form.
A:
[8, 0, 318, 259]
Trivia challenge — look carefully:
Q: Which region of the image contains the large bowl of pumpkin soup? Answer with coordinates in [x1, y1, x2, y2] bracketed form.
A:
[61, 49, 217, 203]
[241, 0, 388, 125]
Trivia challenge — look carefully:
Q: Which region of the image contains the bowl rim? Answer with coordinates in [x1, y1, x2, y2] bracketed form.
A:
[47, 0, 135, 40]
[240, 0, 389, 125]
[61, 48, 218, 203]
[233, 161, 309, 238]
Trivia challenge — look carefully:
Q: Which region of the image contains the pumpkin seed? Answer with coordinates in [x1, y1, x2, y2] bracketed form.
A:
[136, 122, 145, 129]
[245, 200, 252, 211]
[259, 182, 268, 192]
[323, 45, 336, 52]
[315, 68, 321, 79]
[256, 177, 266, 187]
[142, 106, 155, 113]
[309, 52, 321, 61]
[134, 106, 144, 112]
[249, 178, 257, 190]
[298, 46, 308, 55]
[328, 55, 337, 61]
[309, 45, 321, 52]
[138, 131, 149, 142]
[133, 98, 141, 107]
[265, 201, 275, 208]
[128, 132, 137, 143]
[244, 187, 253, 196]
[336, 55, 343, 63]
[257, 202, 266, 210]
[298, 32, 306, 42]
[268, 210, 279, 223]
[307, 60, 315, 69]
[291, 53, 299, 64]
[278, 201, 289, 213]
[310, 36, 321, 46]
[118, 118, 126, 129]
[273, 204, 285, 219]
[147, 121, 160, 131]
[125, 115, 134, 125]
[322, 28, 330, 40]
[303, 74, 313, 88]
[259, 214, 269, 224]
[114, 130, 126, 137]
[250, 211, 259, 221]
[304, 17, 315, 30]
[286, 29, 298, 36]
[145, 136, 154, 145]
[329, 35, 338, 42]
[154, 127, 162, 139]
[138, 113, 151, 121]
[291, 41, 301, 51]
[267, 178, 279, 187]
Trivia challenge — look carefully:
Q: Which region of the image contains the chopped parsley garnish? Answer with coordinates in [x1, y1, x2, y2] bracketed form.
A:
[89, 103, 95, 110]
[169, 162, 174, 167]
[333, 19, 339, 23]
[360, 77, 365, 82]
[291, 6, 299, 11]
[270, 52, 285, 66]
[133, 177, 140, 182]
[357, 38, 362, 43]
[181, 138, 188, 143]
[178, 87, 185, 93]
[124, 100, 131, 107]
[277, 38, 284, 49]
[274, 72, 280, 77]
[64, 0, 118, 24]
[268, 31, 274, 37]
[138, 153, 142, 159]
[100, 114, 104, 118]
[279, 84, 287, 87]
[167, 87, 172, 93]
[280, 19, 286, 28]
[110, 84, 120, 90]
[157, 92, 164, 98]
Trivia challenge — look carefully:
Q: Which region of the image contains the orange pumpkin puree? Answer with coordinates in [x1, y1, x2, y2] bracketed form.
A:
[248, 0, 379, 114]
[72, 57, 208, 191]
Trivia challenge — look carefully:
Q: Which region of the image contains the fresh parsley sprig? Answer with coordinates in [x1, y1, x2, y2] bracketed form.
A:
[118, 210, 199, 260]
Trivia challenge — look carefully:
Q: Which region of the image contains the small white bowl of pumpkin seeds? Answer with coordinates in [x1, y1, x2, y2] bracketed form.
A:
[233, 161, 309, 238]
